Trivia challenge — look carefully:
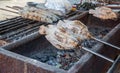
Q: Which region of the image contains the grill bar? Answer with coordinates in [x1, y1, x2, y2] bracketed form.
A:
[0, 17, 20, 24]
[6, 26, 39, 41]
[2, 32, 40, 50]
[0, 22, 40, 40]
[3, 22, 41, 37]
[0, 17, 46, 43]
[0, 17, 22, 26]
[0, 19, 33, 31]
[0, 19, 27, 31]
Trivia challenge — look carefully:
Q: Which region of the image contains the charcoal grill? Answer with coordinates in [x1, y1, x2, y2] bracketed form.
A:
[0, 12, 120, 73]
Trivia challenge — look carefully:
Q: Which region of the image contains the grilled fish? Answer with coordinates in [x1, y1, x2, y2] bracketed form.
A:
[19, 7, 64, 23]
[39, 20, 91, 50]
[89, 6, 117, 19]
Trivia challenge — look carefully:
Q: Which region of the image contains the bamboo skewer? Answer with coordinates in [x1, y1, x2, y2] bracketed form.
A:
[6, 6, 23, 11]
[0, 8, 19, 14]
[6, 6, 19, 11]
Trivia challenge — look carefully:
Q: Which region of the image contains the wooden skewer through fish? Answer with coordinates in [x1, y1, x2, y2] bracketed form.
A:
[0, 8, 19, 14]
[0, 7, 120, 50]
[6, 6, 20, 11]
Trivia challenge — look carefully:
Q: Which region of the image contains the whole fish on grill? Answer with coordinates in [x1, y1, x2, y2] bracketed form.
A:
[19, 7, 64, 23]
[39, 20, 91, 50]
[89, 6, 117, 20]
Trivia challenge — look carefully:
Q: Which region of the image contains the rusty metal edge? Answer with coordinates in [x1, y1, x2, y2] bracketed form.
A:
[0, 47, 67, 73]
[68, 23, 120, 73]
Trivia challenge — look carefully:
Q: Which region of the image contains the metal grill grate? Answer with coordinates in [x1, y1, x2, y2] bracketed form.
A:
[0, 17, 48, 42]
